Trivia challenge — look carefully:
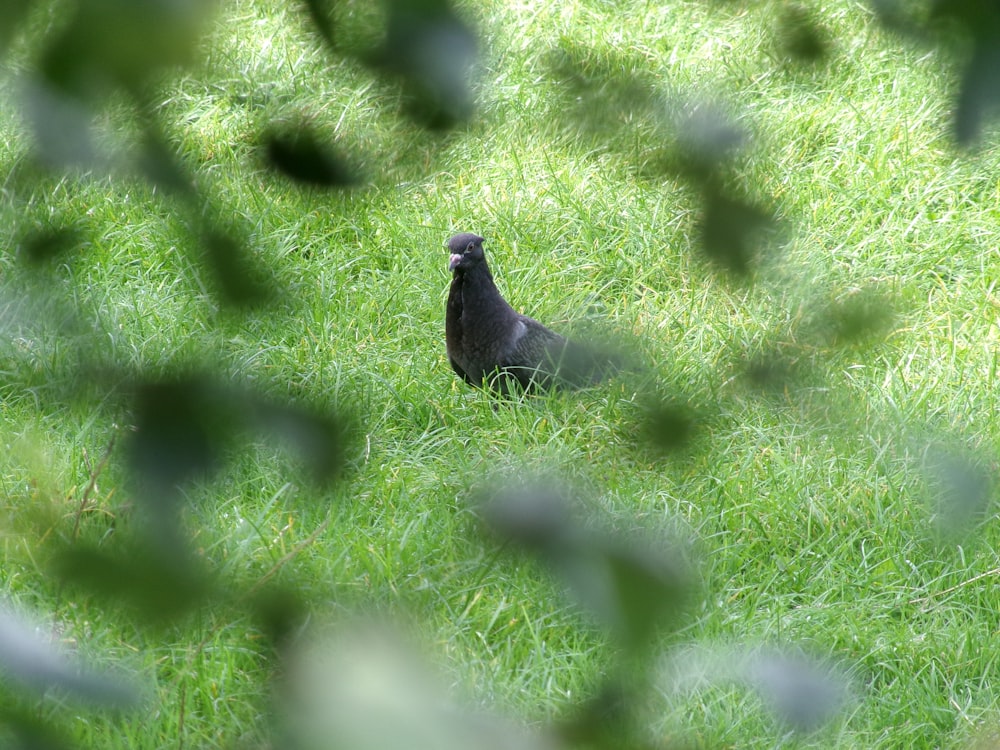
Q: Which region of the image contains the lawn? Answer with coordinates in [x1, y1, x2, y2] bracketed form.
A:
[2, 1, 1000, 748]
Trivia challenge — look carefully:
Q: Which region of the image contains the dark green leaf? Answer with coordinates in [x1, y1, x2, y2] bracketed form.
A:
[264, 126, 361, 187]
[954, 41, 1000, 146]
[0, 0, 31, 58]
[369, 0, 478, 128]
[698, 189, 775, 275]
[640, 399, 698, 454]
[200, 229, 278, 308]
[0, 706, 79, 750]
[817, 289, 896, 346]
[776, 3, 830, 62]
[18, 227, 84, 266]
[563, 538, 692, 649]
[300, 0, 337, 47]
[126, 375, 236, 493]
[922, 444, 996, 540]
[251, 399, 348, 485]
[38, 0, 210, 97]
[51, 544, 210, 623]
[136, 130, 193, 196]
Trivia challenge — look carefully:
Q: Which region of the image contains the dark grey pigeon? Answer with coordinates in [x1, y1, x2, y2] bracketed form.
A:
[445, 232, 616, 393]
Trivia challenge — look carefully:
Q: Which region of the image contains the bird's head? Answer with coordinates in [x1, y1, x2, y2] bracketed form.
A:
[448, 232, 486, 272]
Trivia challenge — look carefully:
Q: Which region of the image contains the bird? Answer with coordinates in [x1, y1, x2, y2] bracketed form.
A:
[445, 232, 617, 393]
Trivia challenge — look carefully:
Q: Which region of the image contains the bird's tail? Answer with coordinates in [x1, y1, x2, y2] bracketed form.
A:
[544, 338, 624, 389]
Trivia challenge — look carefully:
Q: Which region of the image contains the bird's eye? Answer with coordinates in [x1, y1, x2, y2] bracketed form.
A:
[465, 243, 475, 253]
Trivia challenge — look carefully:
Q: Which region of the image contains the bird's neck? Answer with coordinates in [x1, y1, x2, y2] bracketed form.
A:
[457, 264, 516, 319]
[463, 262, 497, 288]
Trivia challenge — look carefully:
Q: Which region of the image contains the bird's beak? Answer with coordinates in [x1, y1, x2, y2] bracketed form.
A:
[449, 253, 463, 271]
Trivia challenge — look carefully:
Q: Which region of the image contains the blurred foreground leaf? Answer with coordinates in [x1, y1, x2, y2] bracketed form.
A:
[367, 0, 478, 128]
[283, 623, 554, 750]
[20, 0, 212, 169]
[929, 2, 1000, 144]
[478, 480, 694, 651]
[51, 544, 210, 623]
[247, 586, 310, 648]
[200, 229, 278, 309]
[127, 376, 235, 493]
[920, 443, 996, 542]
[136, 127, 195, 196]
[952, 39, 1000, 146]
[814, 288, 896, 346]
[660, 644, 855, 735]
[745, 649, 853, 732]
[17, 226, 85, 267]
[775, 3, 831, 63]
[299, 0, 337, 47]
[37, 0, 210, 97]
[698, 189, 775, 276]
[263, 124, 361, 187]
[555, 680, 646, 750]
[639, 397, 699, 456]
[0, 708, 78, 750]
[251, 398, 348, 485]
[544, 41, 661, 141]
[872, 0, 1000, 145]
[668, 98, 750, 179]
[126, 373, 348, 499]
[0, 0, 31, 57]
[0, 603, 143, 707]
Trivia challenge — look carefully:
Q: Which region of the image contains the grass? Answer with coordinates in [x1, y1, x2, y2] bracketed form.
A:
[3, 0, 1000, 747]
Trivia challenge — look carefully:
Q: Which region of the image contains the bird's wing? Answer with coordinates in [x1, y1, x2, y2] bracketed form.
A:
[503, 315, 620, 389]
[449, 355, 476, 385]
[494, 316, 567, 388]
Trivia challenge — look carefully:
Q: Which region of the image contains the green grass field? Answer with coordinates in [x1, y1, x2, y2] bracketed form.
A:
[3, 1, 1000, 748]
